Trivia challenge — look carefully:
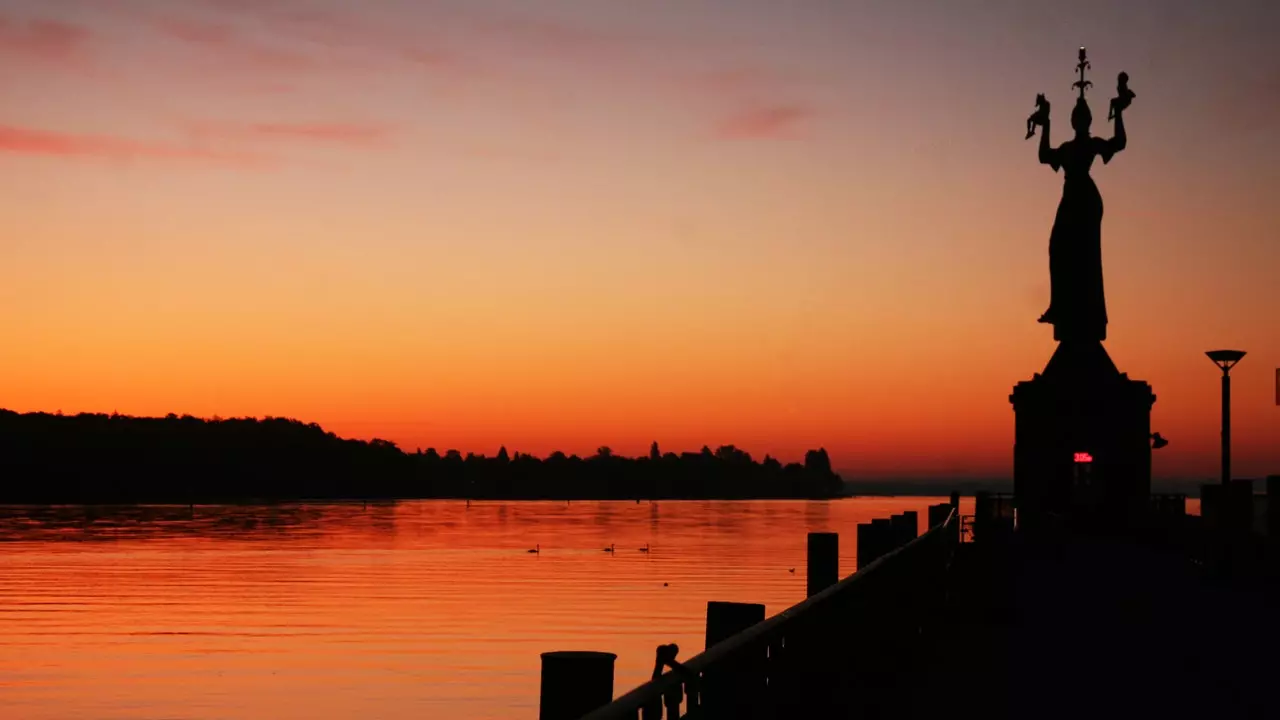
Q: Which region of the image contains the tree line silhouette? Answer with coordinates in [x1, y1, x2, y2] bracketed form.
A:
[0, 410, 844, 503]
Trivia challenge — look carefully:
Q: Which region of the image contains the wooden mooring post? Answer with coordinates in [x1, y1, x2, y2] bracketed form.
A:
[928, 502, 952, 529]
[806, 532, 839, 597]
[891, 511, 918, 547]
[705, 600, 765, 650]
[539, 651, 616, 720]
[702, 601, 766, 719]
[857, 518, 893, 570]
[856, 522, 875, 570]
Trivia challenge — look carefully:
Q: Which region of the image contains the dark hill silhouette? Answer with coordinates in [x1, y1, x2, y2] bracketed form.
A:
[0, 410, 843, 503]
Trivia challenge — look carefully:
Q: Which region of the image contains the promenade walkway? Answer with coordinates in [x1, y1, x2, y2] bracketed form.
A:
[907, 532, 1277, 719]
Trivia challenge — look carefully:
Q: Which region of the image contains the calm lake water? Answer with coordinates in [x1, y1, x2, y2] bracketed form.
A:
[1, 497, 972, 718]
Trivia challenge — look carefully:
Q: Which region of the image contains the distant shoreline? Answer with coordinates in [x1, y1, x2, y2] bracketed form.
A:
[1, 493, 949, 507]
[0, 409, 844, 504]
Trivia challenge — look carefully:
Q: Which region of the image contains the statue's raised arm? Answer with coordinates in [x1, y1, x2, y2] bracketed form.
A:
[1030, 97, 1059, 170]
[1026, 93, 1057, 164]
[1098, 72, 1133, 159]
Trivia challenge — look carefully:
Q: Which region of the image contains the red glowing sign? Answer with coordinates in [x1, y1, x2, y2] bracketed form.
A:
[1074, 452, 1094, 464]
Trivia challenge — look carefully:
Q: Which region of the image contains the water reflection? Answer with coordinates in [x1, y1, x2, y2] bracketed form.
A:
[0, 498, 968, 720]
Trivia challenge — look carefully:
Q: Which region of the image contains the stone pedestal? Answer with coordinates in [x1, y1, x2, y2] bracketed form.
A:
[1011, 341, 1156, 528]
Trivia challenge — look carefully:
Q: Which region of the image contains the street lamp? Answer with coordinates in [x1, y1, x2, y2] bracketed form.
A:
[1206, 350, 1246, 486]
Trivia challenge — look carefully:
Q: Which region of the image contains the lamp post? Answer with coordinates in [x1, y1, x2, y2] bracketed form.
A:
[1206, 350, 1246, 485]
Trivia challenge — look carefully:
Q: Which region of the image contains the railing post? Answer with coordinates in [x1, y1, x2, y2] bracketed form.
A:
[806, 532, 839, 597]
[539, 651, 617, 720]
[703, 601, 766, 720]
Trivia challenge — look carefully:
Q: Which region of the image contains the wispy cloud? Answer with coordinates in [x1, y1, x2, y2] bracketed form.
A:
[189, 121, 392, 146]
[480, 15, 632, 65]
[154, 16, 321, 74]
[715, 104, 813, 140]
[0, 14, 92, 64]
[245, 122, 389, 144]
[18, 1, 818, 148]
[0, 124, 271, 166]
[156, 16, 235, 45]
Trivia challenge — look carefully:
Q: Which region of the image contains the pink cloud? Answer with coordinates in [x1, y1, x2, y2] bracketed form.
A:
[403, 47, 457, 68]
[189, 121, 391, 146]
[693, 68, 780, 96]
[0, 15, 92, 64]
[0, 124, 271, 166]
[485, 16, 623, 59]
[155, 16, 320, 74]
[157, 17, 237, 45]
[249, 122, 388, 143]
[715, 104, 813, 140]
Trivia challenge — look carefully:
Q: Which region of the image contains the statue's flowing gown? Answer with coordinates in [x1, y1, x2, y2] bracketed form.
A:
[1042, 136, 1115, 342]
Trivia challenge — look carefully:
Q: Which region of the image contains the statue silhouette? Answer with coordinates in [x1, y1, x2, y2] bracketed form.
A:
[1027, 71, 1129, 343]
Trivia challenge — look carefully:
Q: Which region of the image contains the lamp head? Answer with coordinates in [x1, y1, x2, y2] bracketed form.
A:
[1206, 349, 1246, 371]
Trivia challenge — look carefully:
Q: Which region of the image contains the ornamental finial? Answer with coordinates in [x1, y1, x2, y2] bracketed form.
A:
[1073, 46, 1092, 99]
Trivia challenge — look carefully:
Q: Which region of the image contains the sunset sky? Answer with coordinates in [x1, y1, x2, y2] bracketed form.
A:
[1, 0, 1276, 479]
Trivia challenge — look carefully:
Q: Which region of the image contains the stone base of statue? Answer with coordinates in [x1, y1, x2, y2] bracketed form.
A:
[1010, 340, 1155, 529]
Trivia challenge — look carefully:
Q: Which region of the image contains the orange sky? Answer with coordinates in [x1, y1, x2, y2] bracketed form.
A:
[1, 0, 1277, 478]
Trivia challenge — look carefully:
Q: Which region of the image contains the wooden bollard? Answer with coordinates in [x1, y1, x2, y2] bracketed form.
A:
[538, 651, 617, 720]
[890, 512, 917, 548]
[927, 503, 951, 529]
[856, 522, 874, 570]
[856, 518, 891, 569]
[703, 601, 766, 718]
[888, 513, 906, 548]
[807, 532, 839, 597]
[705, 600, 765, 649]
[872, 517, 893, 558]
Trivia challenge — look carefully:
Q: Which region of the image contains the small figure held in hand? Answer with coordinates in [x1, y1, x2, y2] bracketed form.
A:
[1109, 72, 1134, 120]
[1026, 93, 1050, 139]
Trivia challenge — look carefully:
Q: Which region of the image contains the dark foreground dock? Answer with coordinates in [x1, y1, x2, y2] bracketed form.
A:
[541, 487, 1280, 720]
[911, 526, 1279, 719]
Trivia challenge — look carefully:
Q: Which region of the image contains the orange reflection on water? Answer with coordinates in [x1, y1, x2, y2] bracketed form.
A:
[0, 498, 970, 719]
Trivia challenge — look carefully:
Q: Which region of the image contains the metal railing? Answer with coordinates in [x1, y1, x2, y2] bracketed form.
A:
[579, 509, 959, 720]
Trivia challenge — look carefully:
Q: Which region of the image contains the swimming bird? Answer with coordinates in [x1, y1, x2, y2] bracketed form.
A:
[603, 544, 615, 553]
[638, 543, 650, 553]
[788, 568, 796, 574]
[527, 544, 539, 554]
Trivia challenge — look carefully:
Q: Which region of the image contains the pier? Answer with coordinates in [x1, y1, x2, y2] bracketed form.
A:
[538, 480, 1280, 719]
[538, 499, 962, 719]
